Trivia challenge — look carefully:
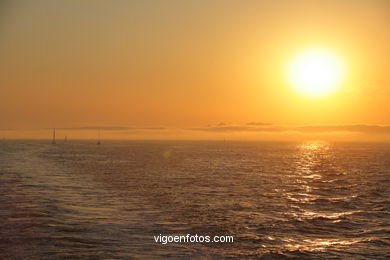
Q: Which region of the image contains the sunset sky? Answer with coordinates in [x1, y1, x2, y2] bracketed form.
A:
[1, 0, 389, 140]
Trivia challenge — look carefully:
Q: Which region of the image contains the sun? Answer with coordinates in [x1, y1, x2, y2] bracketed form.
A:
[287, 48, 346, 97]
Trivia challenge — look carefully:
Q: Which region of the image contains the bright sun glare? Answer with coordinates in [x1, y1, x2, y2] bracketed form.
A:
[287, 48, 346, 97]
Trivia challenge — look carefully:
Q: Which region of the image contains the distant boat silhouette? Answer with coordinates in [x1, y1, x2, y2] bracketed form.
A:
[97, 128, 101, 145]
[52, 128, 56, 144]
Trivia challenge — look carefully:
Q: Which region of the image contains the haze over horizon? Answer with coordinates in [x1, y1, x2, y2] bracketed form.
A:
[1, 0, 389, 140]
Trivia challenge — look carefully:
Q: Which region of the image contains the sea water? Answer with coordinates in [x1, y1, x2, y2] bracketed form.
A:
[0, 140, 389, 259]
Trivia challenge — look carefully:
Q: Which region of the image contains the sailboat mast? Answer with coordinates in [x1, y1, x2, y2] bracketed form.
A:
[97, 128, 101, 145]
[52, 128, 56, 144]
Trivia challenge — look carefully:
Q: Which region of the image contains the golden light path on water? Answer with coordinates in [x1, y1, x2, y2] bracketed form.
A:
[282, 141, 363, 252]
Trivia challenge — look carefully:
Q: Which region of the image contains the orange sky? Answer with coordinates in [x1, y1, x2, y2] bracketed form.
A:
[0, 0, 389, 140]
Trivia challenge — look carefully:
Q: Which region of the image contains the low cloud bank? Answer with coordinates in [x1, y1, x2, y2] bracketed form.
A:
[186, 124, 390, 134]
[186, 126, 284, 132]
[295, 125, 390, 134]
[55, 126, 166, 131]
[37, 123, 390, 137]
[56, 124, 390, 134]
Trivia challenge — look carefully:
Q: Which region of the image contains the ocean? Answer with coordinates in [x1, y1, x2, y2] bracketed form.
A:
[0, 140, 389, 259]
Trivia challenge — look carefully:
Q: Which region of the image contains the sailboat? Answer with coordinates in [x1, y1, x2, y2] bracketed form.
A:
[97, 128, 101, 145]
[52, 128, 56, 144]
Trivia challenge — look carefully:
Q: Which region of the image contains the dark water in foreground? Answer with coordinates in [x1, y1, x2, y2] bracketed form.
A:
[0, 140, 389, 259]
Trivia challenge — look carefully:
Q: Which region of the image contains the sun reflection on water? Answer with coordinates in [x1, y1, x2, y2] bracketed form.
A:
[280, 141, 362, 252]
[284, 237, 363, 252]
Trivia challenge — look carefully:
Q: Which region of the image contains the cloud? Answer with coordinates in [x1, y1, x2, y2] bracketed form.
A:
[186, 125, 285, 132]
[186, 124, 390, 134]
[295, 124, 390, 134]
[40, 124, 390, 136]
[246, 122, 272, 126]
[55, 126, 166, 131]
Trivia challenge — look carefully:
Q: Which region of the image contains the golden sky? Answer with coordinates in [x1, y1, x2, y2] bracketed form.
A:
[0, 0, 389, 140]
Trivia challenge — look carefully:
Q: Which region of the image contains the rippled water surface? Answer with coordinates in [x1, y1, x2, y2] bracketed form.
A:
[0, 140, 389, 259]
